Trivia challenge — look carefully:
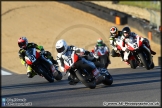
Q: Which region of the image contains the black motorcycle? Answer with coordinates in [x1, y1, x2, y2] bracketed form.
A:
[24, 48, 62, 82]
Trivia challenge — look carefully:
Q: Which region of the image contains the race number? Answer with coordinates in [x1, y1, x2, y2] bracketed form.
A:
[64, 57, 73, 66]
[29, 55, 36, 63]
[133, 42, 138, 49]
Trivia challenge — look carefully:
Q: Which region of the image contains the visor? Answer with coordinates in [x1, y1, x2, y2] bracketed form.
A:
[18, 42, 26, 48]
[97, 42, 103, 46]
[56, 46, 65, 53]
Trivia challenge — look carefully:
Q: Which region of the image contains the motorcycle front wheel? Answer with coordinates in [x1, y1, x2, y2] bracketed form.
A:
[129, 59, 137, 69]
[75, 70, 96, 89]
[38, 65, 54, 82]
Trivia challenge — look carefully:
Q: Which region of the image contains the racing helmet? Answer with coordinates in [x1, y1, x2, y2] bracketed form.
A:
[122, 26, 131, 38]
[55, 39, 68, 55]
[110, 26, 118, 37]
[97, 38, 103, 46]
[18, 37, 28, 49]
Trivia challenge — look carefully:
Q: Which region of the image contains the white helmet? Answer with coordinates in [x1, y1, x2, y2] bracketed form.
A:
[55, 39, 68, 54]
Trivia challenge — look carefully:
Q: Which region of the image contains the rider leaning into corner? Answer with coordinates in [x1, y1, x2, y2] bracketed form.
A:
[120, 26, 156, 61]
[18, 37, 58, 78]
[55, 39, 104, 85]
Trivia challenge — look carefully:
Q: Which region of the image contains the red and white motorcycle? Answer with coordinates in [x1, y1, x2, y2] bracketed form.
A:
[91, 46, 111, 68]
[64, 50, 113, 89]
[112, 36, 137, 68]
[25, 48, 62, 82]
[123, 36, 154, 70]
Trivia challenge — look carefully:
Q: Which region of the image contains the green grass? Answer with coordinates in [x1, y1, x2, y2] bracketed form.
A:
[118, 1, 161, 12]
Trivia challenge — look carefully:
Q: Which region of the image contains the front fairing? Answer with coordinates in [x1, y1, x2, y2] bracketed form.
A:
[95, 46, 108, 56]
[63, 51, 79, 71]
[25, 48, 40, 65]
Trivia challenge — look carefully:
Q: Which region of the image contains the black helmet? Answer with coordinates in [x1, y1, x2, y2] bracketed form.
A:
[122, 26, 131, 38]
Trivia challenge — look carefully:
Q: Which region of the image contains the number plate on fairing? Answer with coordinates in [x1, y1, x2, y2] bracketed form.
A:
[28, 55, 36, 62]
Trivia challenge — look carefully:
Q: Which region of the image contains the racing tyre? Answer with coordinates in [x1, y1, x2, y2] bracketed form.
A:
[75, 70, 96, 89]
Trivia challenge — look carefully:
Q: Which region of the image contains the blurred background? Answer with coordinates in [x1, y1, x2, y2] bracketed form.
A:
[115, 1, 160, 11]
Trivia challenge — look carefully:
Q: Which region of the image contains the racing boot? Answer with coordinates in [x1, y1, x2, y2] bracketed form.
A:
[92, 68, 104, 84]
[69, 78, 79, 85]
[26, 65, 37, 78]
[150, 50, 156, 55]
[145, 43, 156, 55]
[148, 46, 156, 55]
[111, 52, 120, 57]
[117, 53, 121, 57]
[27, 71, 37, 78]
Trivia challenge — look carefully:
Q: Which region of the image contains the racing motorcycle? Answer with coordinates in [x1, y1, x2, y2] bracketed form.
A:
[64, 50, 113, 89]
[115, 36, 138, 69]
[91, 46, 111, 68]
[24, 48, 62, 82]
[123, 36, 154, 70]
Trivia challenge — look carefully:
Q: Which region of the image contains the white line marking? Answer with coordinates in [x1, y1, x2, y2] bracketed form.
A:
[1, 70, 12, 75]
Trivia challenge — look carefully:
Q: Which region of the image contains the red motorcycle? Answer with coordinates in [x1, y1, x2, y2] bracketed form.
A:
[112, 36, 137, 68]
[91, 46, 111, 68]
[25, 48, 62, 82]
[64, 50, 113, 89]
[123, 36, 154, 70]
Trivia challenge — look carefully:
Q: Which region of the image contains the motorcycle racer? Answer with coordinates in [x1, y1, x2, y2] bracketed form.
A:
[121, 26, 156, 62]
[93, 38, 111, 65]
[109, 26, 125, 61]
[55, 39, 103, 85]
[18, 37, 58, 78]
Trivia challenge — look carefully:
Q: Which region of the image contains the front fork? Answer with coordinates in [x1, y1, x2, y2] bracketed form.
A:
[41, 55, 56, 74]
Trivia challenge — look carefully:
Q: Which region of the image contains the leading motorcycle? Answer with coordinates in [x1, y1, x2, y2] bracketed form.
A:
[24, 48, 62, 82]
[124, 36, 154, 70]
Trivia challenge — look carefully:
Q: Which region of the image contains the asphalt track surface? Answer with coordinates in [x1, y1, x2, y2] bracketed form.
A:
[1, 66, 161, 107]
